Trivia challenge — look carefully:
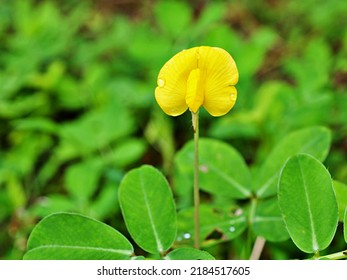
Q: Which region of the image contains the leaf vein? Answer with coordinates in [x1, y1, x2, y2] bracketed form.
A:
[139, 172, 164, 252]
[298, 158, 319, 251]
[28, 245, 132, 255]
[207, 164, 251, 197]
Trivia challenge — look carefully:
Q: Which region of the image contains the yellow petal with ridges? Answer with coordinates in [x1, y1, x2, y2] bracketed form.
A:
[155, 48, 198, 116]
[186, 68, 204, 113]
[204, 86, 237, 116]
[155, 46, 238, 117]
[198, 47, 238, 116]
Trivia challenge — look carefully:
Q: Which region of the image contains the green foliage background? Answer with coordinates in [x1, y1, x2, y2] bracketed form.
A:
[0, 0, 347, 259]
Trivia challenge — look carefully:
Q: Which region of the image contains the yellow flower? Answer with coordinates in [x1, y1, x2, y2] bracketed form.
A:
[155, 46, 239, 117]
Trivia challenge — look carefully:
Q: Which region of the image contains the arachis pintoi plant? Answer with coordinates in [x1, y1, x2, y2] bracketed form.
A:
[155, 46, 239, 248]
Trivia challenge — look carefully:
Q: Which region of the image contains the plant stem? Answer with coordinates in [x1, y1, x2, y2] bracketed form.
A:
[250, 236, 266, 260]
[192, 111, 200, 249]
[317, 250, 347, 260]
[243, 196, 257, 259]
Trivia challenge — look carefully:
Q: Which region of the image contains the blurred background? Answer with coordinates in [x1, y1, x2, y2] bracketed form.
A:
[0, 0, 347, 259]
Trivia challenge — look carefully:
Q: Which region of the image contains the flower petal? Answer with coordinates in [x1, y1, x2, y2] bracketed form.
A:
[155, 46, 239, 117]
[186, 68, 204, 113]
[155, 87, 187, 116]
[198, 47, 239, 116]
[203, 85, 237, 116]
[155, 48, 198, 116]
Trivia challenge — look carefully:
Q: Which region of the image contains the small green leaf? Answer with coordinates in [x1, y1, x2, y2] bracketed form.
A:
[177, 204, 247, 247]
[333, 180, 347, 221]
[255, 126, 331, 198]
[145, 109, 175, 173]
[59, 100, 134, 155]
[252, 198, 289, 242]
[6, 173, 27, 208]
[132, 256, 146, 260]
[175, 138, 252, 199]
[238, 28, 278, 78]
[154, 1, 192, 38]
[166, 248, 215, 260]
[110, 138, 147, 168]
[12, 117, 59, 134]
[64, 158, 102, 200]
[278, 154, 338, 253]
[118, 165, 177, 254]
[344, 207, 347, 244]
[284, 38, 330, 93]
[193, 2, 226, 35]
[24, 213, 133, 260]
[30, 194, 75, 218]
[90, 182, 119, 220]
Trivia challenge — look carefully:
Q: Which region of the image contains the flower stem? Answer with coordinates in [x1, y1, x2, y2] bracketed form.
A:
[192, 111, 200, 249]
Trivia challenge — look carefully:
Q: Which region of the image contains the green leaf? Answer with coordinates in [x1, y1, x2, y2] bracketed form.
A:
[154, 1, 192, 38]
[193, 2, 226, 35]
[252, 198, 289, 242]
[255, 126, 331, 198]
[177, 204, 247, 247]
[166, 248, 215, 260]
[64, 158, 103, 200]
[59, 100, 134, 155]
[30, 194, 75, 218]
[238, 28, 278, 79]
[278, 154, 338, 253]
[118, 165, 177, 254]
[344, 207, 347, 243]
[12, 117, 59, 134]
[109, 138, 147, 168]
[333, 180, 347, 221]
[284, 38, 331, 94]
[90, 182, 119, 220]
[0, 94, 47, 118]
[6, 173, 27, 208]
[24, 213, 133, 260]
[175, 138, 252, 199]
[145, 109, 175, 173]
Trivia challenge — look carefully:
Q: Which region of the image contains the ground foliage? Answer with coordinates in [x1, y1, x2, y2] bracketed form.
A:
[0, 0, 347, 259]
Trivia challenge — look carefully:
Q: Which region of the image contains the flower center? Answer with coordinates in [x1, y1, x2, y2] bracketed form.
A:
[186, 68, 204, 113]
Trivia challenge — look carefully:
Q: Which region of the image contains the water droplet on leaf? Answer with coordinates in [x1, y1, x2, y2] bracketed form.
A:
[200, 165, 208, 173]
[158, 78, 165, 87]
[183, 233, 191, 239]
[234, 208, 243, 216]
[229, 226, 236, 232]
